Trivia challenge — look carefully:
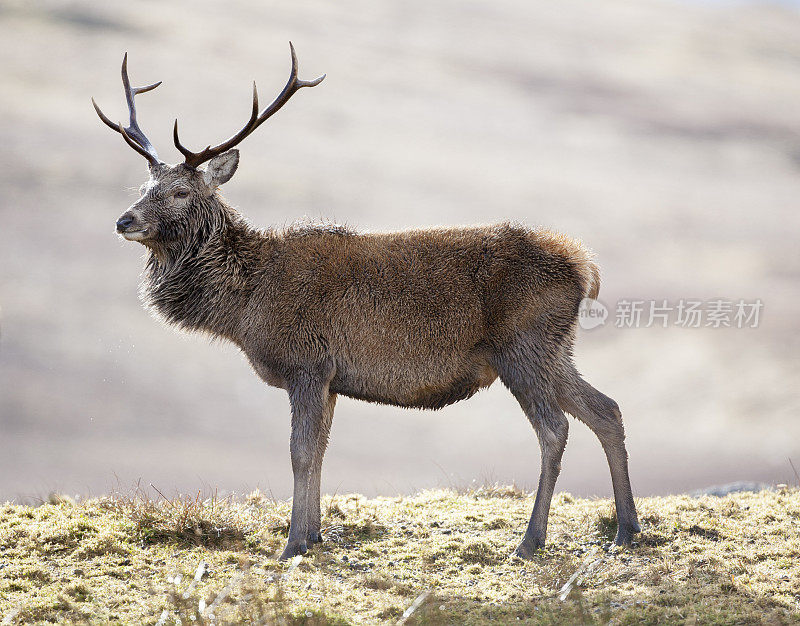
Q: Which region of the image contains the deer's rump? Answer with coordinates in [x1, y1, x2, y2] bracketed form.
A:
[255, 223, 595, 409]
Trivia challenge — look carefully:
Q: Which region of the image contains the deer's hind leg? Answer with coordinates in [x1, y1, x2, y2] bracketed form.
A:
[516, 399, 569, 558]
[495, 345, 569, 558]
[558, 369, 640, 545]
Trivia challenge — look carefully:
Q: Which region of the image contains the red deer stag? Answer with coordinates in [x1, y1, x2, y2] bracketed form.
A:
[92, 44, 640, 560]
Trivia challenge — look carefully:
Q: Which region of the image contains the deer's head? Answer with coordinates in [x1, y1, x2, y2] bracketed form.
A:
[92, 45, 324, 252]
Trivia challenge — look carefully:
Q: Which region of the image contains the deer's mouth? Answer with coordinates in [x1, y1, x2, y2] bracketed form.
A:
[119, 227, 149, 241]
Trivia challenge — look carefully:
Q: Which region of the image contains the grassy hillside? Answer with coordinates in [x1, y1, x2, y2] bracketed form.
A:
[1, 487, 798, 624]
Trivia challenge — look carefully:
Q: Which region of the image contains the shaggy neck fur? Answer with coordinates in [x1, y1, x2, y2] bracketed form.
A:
[142, 195, 266, 342]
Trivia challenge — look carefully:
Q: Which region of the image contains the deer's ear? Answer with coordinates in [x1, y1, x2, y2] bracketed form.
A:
[203, 150, 239, 191]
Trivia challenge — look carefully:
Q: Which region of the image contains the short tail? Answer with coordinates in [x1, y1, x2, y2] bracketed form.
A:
[531, 228, 601, 300]
[585, 261, 601, 300]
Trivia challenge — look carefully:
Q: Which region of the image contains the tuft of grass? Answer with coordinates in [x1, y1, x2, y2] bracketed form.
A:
[464, 479, 529, 499]
[0, 488, 799, 624]
[103, 486, 289, 552]
[595, 502, 618, 541]
[459, 539, 501, 565]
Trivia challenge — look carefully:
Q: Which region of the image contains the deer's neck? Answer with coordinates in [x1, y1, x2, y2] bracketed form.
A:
[143, 210, 267, 343]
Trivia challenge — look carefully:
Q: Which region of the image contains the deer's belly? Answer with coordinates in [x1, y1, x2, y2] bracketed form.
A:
[330, 361, 498, 410]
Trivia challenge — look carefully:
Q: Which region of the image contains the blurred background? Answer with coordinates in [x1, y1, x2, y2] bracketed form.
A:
[1, 0, 799, 503]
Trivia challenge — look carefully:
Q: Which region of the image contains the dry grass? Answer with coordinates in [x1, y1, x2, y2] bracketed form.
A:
[1, 487, 799, 624]
[101, 485, 289, 552]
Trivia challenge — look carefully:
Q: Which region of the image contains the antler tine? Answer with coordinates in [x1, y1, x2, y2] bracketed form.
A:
[174, 42, 325, 169]
[118, 123, 159, 163]
[173, 81, 259, 162]
[120, 53, 161, 164]
[92, 53, 162, 167]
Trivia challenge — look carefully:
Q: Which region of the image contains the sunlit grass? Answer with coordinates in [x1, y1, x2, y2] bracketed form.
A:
[0, 487, 798, 623]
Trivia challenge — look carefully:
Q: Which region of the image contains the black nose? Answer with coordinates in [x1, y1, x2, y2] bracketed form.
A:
[116, 214, 134, 231]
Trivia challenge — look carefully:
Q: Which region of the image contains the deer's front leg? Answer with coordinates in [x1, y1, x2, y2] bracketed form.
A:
[279, 372, 334, 561]
[306, 392, 337, 544]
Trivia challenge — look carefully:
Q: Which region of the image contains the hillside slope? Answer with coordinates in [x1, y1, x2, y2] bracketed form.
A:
[1, 488, 798, 624]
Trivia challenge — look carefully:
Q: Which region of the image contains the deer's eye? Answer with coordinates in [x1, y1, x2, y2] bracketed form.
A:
[174, 190, 189, 199]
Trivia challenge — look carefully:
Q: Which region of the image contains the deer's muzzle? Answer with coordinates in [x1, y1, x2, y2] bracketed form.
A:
[116, 211, 149, 241]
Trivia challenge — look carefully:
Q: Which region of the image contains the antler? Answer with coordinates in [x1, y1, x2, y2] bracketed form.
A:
[173, 42, 325, 169]
[92, 53, 162, 167]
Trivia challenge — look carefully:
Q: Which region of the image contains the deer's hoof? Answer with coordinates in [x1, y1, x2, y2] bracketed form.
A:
[279, 540, 308, 561]
[613, 522, 640, 547]
[512, 535, 545, 560]
[307, 531, 324, 544]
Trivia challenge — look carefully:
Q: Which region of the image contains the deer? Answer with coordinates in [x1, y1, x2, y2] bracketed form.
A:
[92, 44, 640, 561]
